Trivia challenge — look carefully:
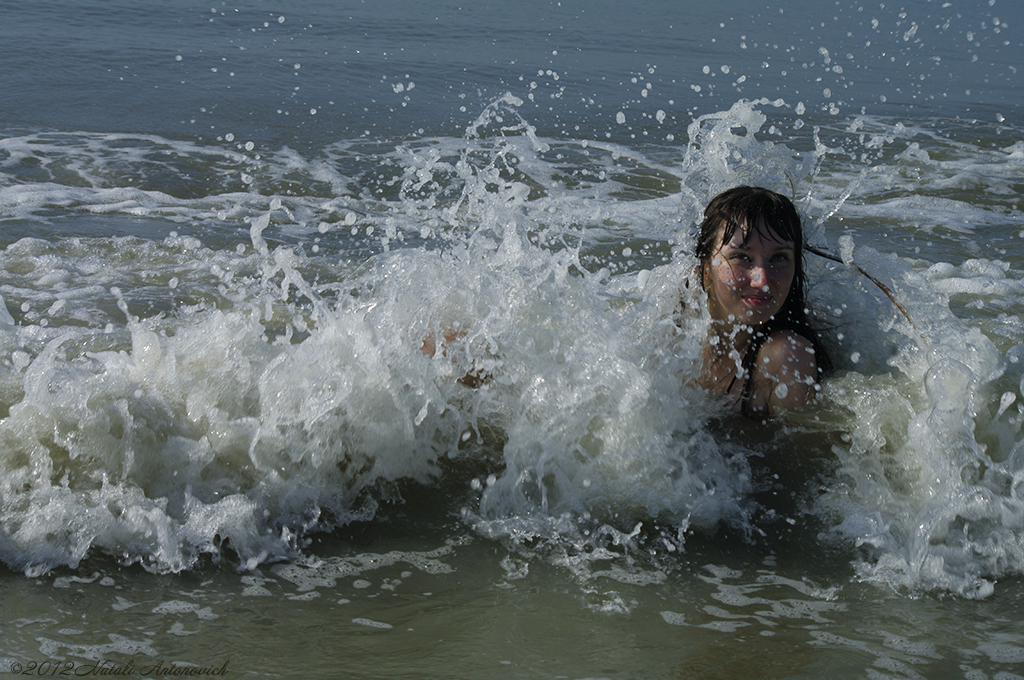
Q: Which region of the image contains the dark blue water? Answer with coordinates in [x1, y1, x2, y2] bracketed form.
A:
[5, 0, 1018, 143]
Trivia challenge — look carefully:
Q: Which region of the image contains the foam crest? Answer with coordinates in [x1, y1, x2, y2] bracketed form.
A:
[813, 235, 1023, 597]
[1, 98, 1022, 598]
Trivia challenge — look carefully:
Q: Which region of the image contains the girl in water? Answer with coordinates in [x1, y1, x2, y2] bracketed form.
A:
[425, 185, 830, 415]
[692, 186, 831, 416]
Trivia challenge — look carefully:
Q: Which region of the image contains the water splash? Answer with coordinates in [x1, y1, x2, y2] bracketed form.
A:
[1, 97, 1022, 599]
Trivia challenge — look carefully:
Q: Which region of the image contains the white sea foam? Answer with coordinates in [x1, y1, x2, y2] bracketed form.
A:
[0, 98, 1022, 600]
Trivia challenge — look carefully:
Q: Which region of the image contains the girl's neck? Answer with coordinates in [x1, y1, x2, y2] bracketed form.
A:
[699, 322, 756, 395]
[708, 320, 755, 358]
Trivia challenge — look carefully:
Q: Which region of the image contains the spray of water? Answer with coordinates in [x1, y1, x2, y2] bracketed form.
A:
[1, 96, 1022, 597]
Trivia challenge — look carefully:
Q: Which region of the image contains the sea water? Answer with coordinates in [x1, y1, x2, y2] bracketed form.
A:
[1, 1, 1022, 678]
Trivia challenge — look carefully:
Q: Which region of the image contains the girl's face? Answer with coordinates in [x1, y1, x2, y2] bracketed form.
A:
[704, 218, 796, 331]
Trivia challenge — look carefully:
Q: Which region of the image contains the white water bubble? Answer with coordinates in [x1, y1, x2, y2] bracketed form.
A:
[839, 234, 855, 264]
[225, 133, 235, 142]
[850, 352, 861, 364]
[11, 351, 29, 371]
[774, 383, 789, 399]
[175, 55, 183, 61]
[310, 108, 317, 115]
[656, 110, 666, 123]
[616, 111, 626, 124]
[278, 15, 285, 23]
[317, 222, 330, 234]
[245, 141, 255, 151]
[661, 611, 687, 626]
[169, 277, 179, 289]
[996, 392, 1016, 418]
[352, 618, 392, 629]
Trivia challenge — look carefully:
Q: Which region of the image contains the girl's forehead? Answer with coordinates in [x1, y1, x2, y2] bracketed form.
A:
[718, 219, 794, 248]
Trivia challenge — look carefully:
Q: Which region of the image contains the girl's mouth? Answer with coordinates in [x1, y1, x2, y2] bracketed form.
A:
[744, 294, 772, 307]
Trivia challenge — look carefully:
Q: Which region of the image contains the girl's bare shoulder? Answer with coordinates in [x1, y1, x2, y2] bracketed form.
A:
[754, 331, 820, 410]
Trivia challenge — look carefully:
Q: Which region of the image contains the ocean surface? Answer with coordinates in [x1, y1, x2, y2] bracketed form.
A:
[1, 1, 1022, 678]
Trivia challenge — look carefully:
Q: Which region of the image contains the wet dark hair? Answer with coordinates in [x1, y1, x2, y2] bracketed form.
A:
[696, 186, 830, 412]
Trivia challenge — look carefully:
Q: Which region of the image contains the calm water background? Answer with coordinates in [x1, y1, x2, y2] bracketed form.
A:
[1, 1, 1023, 678]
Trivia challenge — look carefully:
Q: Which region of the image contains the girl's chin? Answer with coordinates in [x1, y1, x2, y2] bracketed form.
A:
[711, 317, 769, 334]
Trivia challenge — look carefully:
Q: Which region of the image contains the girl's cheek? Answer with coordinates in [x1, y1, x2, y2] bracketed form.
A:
[715, 265, 738, 286]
